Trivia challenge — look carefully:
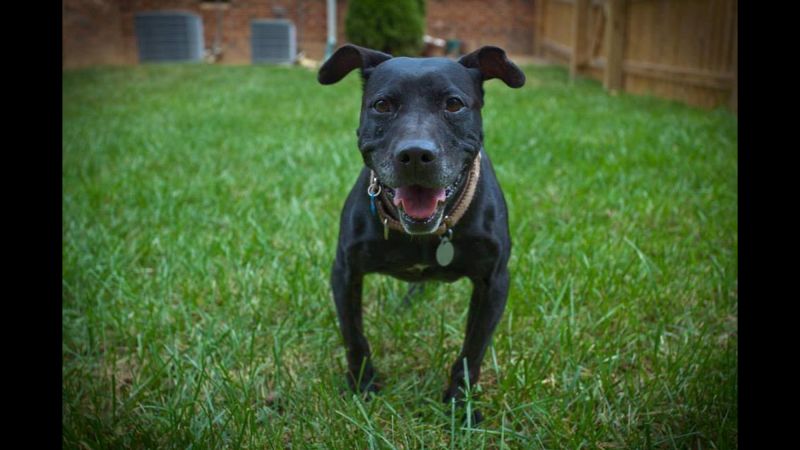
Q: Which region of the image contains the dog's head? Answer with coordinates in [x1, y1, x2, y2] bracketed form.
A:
[319, 44, 525, 234]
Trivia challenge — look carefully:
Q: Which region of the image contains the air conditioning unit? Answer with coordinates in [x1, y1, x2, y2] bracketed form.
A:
[134, 11, 204, 63]
[251, 19, 297, 64]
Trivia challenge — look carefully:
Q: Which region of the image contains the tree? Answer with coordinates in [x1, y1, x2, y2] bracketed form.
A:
[345, 0, 426, 56]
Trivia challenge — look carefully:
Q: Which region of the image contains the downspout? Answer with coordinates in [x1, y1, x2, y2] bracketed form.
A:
[324, 0, 336, 60]
[210, 0, 223, 61]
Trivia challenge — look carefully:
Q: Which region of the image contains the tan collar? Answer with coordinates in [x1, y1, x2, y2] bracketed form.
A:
[370, 152, 482, 237]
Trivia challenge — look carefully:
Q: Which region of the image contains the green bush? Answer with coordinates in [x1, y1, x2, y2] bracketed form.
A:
[345, 0, 426, 56]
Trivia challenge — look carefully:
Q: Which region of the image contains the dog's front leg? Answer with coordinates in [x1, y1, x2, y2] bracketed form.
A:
[331, 255, 379, 395]
[444, 267, 509, 407]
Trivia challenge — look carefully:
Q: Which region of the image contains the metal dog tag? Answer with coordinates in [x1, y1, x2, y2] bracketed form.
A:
[436, 236, 454, 266]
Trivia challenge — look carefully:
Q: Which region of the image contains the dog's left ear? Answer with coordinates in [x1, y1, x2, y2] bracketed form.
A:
[458, 46, 526, 88]
[318, 44, 393, 85]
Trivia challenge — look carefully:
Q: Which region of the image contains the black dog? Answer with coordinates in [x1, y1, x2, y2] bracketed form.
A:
[318, 44, 525, 420]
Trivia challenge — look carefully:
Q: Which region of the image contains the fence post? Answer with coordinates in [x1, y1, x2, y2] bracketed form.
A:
[570, 0, 590, 80]
[603, 0, 627, 93]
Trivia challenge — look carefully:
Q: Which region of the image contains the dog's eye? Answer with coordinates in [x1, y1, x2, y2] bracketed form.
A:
[373, 99, 392, 113]
[445, 97, 465, 112]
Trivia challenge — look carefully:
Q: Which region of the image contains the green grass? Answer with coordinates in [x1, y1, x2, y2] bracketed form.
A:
[63, 63, 737, 449]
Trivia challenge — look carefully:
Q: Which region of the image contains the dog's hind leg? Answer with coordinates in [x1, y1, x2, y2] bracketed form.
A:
[400, 282, 426, 308]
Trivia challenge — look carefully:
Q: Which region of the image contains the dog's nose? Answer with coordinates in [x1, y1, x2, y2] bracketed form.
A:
[395, 140, 438, 165]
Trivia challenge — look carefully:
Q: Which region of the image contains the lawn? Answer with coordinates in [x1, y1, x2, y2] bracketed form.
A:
[62, 63, 737, 449]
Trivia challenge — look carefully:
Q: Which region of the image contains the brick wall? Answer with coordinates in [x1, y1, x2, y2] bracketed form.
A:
[427, 0, 535, 55]
[63, 0, 129, 68]
[63, 0, 536, 69]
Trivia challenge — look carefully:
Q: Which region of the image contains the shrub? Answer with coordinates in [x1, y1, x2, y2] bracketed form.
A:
[345, 0, 426, 56]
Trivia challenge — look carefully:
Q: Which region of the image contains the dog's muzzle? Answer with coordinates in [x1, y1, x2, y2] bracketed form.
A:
[372, 152, 481, 236]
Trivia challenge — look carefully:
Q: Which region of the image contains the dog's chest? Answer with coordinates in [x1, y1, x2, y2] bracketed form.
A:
[364, 233, 498, 282]
[385, 263, 456, 282]
[406, 263, 430, 273]
[376, 243, 466, 282]
[380, 251, 437, 279]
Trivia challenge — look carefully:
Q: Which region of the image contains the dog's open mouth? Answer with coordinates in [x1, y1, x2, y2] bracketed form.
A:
[383, 170, 467, 233]
[394, 185, 446, 220]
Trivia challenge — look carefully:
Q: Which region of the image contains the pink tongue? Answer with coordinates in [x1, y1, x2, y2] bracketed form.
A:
[393, 185, 446, 219]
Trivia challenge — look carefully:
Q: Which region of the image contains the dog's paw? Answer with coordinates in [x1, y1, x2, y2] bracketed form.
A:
[443, 386, 483, 427]
[463, 409, 483, 427]
[357, 379, 382, 398]
[399, 282, 426, 309]
[346, 371, 382, 399]
[442, 385, 459, 404]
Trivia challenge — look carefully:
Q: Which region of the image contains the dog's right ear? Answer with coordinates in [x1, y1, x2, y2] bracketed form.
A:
[318, 44, 393, 85]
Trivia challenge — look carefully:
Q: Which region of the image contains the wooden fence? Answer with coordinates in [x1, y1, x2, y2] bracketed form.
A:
[533, 0, 737, 111]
